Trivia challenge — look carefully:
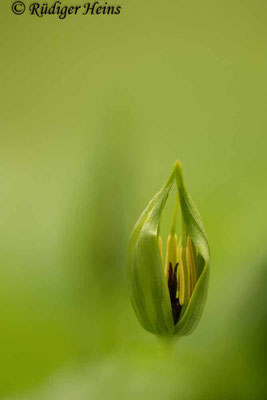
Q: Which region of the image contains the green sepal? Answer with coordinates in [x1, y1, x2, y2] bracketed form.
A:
[174, 162, 210, 336]
[128, 174, 175, 335]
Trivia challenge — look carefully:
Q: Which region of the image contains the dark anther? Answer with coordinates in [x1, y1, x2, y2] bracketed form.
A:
[167, 262, 182, 325]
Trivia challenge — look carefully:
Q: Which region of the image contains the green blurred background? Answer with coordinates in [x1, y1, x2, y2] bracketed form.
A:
[1, 0, 267, 398]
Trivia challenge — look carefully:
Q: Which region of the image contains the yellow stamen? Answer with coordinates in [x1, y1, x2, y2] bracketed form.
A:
[179, 247, 185, 305]
[177, 239, 181, 258]
[176, 239, 182, 287]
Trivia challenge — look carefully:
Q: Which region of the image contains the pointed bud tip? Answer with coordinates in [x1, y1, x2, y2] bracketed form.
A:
[174, 160, 184, 185]
[174, 160, 182, 170]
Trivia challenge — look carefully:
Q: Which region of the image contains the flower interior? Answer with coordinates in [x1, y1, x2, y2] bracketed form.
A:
[158, 197, 199, 325]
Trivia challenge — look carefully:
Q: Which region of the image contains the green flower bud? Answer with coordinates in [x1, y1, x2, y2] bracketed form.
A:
[128, 161, 210, 337]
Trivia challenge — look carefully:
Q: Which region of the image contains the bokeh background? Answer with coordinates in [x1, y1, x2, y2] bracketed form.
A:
[1, 0, 267, 398]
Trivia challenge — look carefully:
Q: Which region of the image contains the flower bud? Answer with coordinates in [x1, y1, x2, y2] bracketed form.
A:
[128, 161, 210, 337]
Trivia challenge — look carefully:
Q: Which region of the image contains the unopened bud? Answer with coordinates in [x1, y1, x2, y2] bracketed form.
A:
[128, 161, 210, 338]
